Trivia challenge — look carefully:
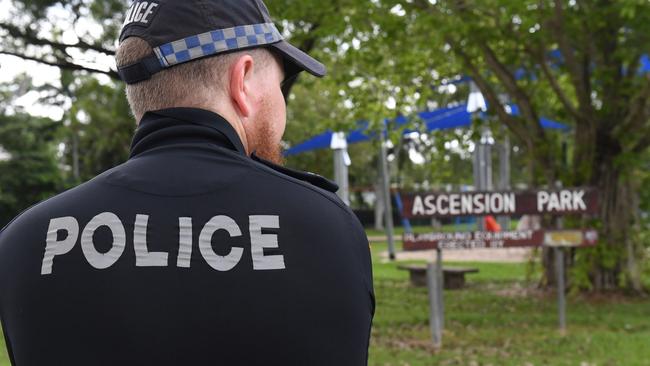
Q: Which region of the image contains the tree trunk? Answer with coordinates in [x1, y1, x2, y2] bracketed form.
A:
[541, 247, 557, 287]
[539, 131, 644, 292]
[590, 159, 640, 291]
[626, 186, 645, 293]
[541, 246, 576, 289]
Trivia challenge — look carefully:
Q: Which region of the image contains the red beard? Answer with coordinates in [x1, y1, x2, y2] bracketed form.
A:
[250, 115, 284, 166]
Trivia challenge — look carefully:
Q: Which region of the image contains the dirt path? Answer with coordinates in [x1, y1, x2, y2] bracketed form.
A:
[369, 236, 536, 263]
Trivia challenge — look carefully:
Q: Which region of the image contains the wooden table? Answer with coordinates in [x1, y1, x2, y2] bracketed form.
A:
[397, 264, 479, 289]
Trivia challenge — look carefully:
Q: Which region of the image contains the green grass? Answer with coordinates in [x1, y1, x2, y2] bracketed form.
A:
[369, 241, 650, 366]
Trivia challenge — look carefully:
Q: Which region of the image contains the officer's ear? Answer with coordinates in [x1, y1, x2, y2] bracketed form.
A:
[229, 54, 256, 119]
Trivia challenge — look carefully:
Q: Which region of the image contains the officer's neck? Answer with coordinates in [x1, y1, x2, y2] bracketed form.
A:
[195, 102, 251, 155]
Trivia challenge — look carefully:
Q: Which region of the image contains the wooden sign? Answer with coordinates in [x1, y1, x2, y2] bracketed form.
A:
[401, 188, 598, 218]
[403, 229, 598, 251]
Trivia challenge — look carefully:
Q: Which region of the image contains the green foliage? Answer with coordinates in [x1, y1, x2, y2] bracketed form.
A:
[269, 0, 442, 130]
[0, 113, 63, 227]
[62, 77, 134, 182]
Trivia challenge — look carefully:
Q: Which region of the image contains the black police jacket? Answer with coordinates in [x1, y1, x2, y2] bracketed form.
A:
[0, 108, 375, 366]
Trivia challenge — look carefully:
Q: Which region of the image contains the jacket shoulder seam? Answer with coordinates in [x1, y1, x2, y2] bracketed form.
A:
[237, 157, 351, 215]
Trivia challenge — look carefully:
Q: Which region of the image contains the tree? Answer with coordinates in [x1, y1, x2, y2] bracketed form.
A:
[0, 112, 64, 227]
[59, 75, 134, 182]
[0, 0, 358, 100]
[0, 0, 122, 78]
[370, 0, 649, 291]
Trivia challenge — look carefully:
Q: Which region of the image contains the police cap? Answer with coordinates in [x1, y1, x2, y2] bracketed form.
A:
[118, 0, 326, 84]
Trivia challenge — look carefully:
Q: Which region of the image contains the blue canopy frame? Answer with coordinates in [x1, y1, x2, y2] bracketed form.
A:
[285, 103, 569, 156]
[285, 52, 649, 157]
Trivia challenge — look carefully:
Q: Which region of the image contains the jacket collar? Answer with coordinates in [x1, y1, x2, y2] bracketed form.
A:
[130, 108, 247, 158]
[129, 108, 340, 194]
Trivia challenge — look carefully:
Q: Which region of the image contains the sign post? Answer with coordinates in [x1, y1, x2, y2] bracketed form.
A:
[331, 132, 350, 205]
[544, 229, 598, 333]
[426, 261, 443, 349]
[497, 134, 511, 230]
[436, 248, 444, 328]
[472, 128, 493, 231]
[555, 247, 566, 334]
[379, 140, 396, 260]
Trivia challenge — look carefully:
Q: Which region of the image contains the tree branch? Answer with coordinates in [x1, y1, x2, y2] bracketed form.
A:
[446, 39, 528, 143]
[0, 22, 115, 56]
[525, 44, 582, 122]
[447, 33, 557, 183]
[442, 0, 545, 138]
[631, 123, 650, 154]
[0, 50, 119, 79]
[479, 43, 546, 138]
[549, 0, 595, 122]
[620, 76, 650, 147]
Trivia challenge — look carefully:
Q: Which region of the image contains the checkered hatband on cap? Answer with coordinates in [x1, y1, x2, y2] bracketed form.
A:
[153, 23, 283, 68]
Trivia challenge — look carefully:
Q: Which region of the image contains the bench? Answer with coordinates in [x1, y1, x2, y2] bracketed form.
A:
[397, 264, 479, 289]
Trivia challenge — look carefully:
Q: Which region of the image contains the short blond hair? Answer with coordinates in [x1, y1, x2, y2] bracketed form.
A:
[116, 37, 273, 122]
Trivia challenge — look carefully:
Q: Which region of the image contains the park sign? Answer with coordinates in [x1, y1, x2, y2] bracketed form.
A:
[401, 188, 598, 218]
[403, 229, 599, 251]
[401, 188, 600, 345]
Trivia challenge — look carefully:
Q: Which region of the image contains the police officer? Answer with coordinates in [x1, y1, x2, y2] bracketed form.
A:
[0, 1, 374, 365]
